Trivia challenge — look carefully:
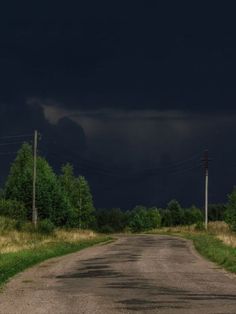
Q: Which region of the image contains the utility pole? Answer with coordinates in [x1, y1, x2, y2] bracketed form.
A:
[202, 150, 210, 230]
[79, 184, 82, 229]
[32, 130, 38, 227]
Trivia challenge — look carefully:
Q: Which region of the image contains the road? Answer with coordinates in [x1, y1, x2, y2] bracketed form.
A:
[1, 235, 236, 314]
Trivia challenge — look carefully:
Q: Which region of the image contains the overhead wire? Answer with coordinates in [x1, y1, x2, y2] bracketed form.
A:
[0, 133, 33, 158]
[0, 132, 203, 178]
[0, 151, 18, 156]
[0, 141, 26, 146]
[0, 133, 33, 140]
[45, 135, 203, 178]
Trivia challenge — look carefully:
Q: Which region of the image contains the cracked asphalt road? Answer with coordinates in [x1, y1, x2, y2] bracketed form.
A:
[1, 235, 236, 313]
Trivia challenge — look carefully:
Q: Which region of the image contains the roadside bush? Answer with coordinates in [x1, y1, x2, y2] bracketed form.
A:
[99, 225, 115, 234]
[208, 203, 226, 221]
[129, 206, 161, 232]
[183, 206, 203, 225]
[0, 199, 27, 221]
[195, 221, 205, 231]
[37, 219, 55, 235]
[95, 208, 128, 233]
[20, 222, 37, 233]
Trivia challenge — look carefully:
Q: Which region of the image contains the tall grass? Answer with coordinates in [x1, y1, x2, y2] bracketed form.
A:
[0, 228, 98, 254]
[0, 216, 111, 286]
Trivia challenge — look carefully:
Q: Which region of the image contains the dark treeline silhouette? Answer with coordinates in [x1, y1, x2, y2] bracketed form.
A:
[0, 142, 235, 233]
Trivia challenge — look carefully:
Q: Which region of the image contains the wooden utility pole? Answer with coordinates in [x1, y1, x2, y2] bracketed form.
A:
[32, 130, 38, 227]
[202, 150, 210, 230]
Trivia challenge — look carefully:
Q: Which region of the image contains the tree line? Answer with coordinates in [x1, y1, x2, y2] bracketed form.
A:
[0, 142, 236, 233]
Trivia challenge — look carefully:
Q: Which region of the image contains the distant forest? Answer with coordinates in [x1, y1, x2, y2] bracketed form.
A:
[0, 142, 236, 233]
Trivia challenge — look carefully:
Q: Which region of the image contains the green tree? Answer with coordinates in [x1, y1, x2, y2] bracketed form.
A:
[77, 176, 95, 229]
[160, 209, 173, 227]
[208, 203, 226, 221]
[4, 143, 70, 225]
[59, 165, 95, 228]
[225, 187, 236, 231]
[0, 199, 27, 221]
[59, 163, 78, 207]
[36, 157, 70, 225]
[4, 143, 33, 212]
[167, 199, 184, 226]
[146, 207, 161, 229]
[183, 206, 203, 225]
[129, 206, 148, 232]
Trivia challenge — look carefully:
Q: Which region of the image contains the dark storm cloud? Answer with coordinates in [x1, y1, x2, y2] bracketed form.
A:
[0, 102, 86, 185]
[1, 2, 236, 111]
[1, 2, 236, 207]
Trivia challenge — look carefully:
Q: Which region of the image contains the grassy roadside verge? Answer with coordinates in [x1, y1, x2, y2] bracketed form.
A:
[0, 236, 111, 287]
[148, 225, 236, 274]
[186, 233, 236, 272]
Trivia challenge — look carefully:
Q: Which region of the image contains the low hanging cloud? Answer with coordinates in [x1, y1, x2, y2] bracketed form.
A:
[29, 98, 236, 169]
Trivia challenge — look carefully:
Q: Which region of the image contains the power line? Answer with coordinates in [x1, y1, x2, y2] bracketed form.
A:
[48, 145, 202, 177]
[0, 133, 32, 140]
[45, 136, 202, 174]
[0, 141, 25, 146]
[0, 151, 18, 156]
[74, 157, 202, 179]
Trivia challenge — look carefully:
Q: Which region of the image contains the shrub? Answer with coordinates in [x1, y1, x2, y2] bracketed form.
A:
[208, 203, 226, 221]
[0, 216, 18, 233]
[37, 219, 55, 235]
[0, 199, 27, 221]
[95, 208, 128, 233]
[195, 221, 205, 231]
[20, 222, 37, 233]
[99, 225, 115, 234]
[183, 206, 203, 225]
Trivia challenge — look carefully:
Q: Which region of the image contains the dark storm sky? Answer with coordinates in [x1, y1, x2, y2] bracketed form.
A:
[1, 2, 236, 209]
